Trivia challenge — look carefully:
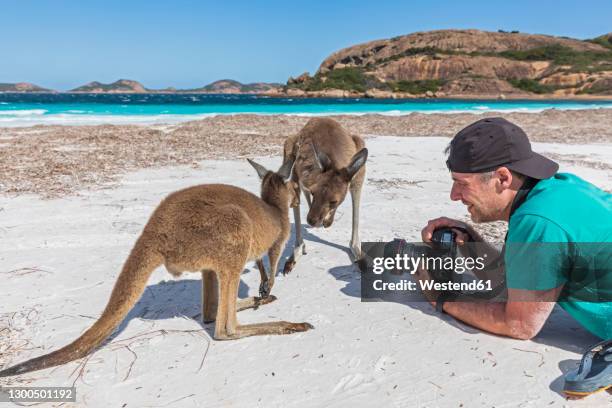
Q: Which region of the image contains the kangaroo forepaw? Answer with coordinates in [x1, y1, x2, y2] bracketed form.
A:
[259, 280, 271, 298]
[286, 322, 315, 333]
[283, 243, 306, 275]
[252, 294, 277, 310]
[282, 257, 296, 275]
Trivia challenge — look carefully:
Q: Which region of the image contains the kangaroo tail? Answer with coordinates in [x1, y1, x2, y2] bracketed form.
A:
[0, 236, 163, 377]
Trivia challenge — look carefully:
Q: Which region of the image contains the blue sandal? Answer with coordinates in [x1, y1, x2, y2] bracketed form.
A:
[563, 339, 612, 398]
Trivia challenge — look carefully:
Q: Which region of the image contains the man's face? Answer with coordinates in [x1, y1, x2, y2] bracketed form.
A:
[450, 172, 503, 222]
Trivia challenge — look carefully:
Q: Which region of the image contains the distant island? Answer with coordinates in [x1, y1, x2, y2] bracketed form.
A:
[2, 29, 611, 98]
[68, 79, 283, 95]
[0, 82, 55, 93]
[0, 79, 285, 96]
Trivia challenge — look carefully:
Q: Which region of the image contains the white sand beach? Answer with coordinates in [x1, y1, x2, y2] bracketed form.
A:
[1, 134, 611, 407]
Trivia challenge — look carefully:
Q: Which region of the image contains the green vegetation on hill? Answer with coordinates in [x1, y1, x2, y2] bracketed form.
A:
[498, 44, 612, 72]
[508, 78, 555, 94]
[290, 70, 447, 95]
[292, 68, 371, 92]
[373, 43, 612, 73]
[388, 79, 445, 94]
[376, 47, 450, 65]
[588, 35, 612, 51]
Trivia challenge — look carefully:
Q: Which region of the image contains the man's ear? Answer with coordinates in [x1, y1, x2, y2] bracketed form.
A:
[495, 167, 513, 189]
[343, 148, 368, 181]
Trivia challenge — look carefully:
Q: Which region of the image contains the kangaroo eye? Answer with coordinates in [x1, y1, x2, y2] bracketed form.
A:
[329, 201, 338, 207]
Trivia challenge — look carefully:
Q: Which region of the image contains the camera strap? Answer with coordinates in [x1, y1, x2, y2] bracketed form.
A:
[504, 177, 539, 242]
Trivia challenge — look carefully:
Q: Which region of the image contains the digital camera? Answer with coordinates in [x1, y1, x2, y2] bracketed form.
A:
[384, 227, 460, 282]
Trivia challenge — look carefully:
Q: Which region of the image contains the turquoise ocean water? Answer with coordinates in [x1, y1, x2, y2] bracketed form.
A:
[0, 93, 611, 126]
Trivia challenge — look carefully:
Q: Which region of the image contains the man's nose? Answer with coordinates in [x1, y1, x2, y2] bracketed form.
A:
[450, 185, 461, 201]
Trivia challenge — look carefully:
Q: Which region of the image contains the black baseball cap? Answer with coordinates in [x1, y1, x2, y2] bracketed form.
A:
[446, 117, 558, 179]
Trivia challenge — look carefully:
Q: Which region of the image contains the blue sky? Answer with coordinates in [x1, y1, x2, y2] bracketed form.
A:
[1, 0, 610, 90]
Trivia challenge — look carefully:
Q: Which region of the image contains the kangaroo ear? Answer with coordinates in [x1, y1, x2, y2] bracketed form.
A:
[247, 159, 269, 179]
[312, 144, 332, 172]
[344, 148, 368, 181]
[277, 157, 294, 181]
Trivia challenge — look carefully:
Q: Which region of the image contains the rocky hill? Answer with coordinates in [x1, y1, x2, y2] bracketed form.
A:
[286, 29, 612, 98]
[69, 79, 149, 93]
[0, 82, 54, 93]
[184, 79, 283, 94]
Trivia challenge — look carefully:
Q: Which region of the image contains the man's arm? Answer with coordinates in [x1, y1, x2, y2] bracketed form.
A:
[414, 265, 563, 339]
[442, 287, 563, 340]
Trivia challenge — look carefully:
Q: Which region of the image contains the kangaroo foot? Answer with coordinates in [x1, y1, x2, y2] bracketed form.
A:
[215, 321, 314, 340]
[349, 241, 362, 261]
[203, 306, 218, 324]
[283, 243, 306, 275]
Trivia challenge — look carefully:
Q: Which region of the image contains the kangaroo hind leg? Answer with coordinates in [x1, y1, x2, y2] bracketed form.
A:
[201, 269, 218, 323]
[283, 204, 306, 275]
[215, 271, 313, 340]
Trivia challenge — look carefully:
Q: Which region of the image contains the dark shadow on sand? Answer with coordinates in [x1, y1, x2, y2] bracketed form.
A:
[106, 271, 252, 341]
[549, 358, 581, 397]
[279, 222, 353, 272]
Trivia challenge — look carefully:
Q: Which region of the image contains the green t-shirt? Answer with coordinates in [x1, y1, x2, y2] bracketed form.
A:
[505, 173, 612, 340]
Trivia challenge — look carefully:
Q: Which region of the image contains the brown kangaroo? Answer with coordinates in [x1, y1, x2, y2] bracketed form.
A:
[0, 158, 312, 378]
[282, 118, 367, 274]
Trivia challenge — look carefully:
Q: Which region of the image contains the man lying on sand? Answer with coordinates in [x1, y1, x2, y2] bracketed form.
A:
[415, 118, 612, 398]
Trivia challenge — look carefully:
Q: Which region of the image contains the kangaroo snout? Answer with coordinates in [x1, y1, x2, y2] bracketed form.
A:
[322, 211, 335, 228]
[307, 208, 335, 228]
[306, 213, 321, 227]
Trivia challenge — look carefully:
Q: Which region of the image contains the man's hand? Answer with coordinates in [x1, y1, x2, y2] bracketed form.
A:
[421, 216, 482, 244]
